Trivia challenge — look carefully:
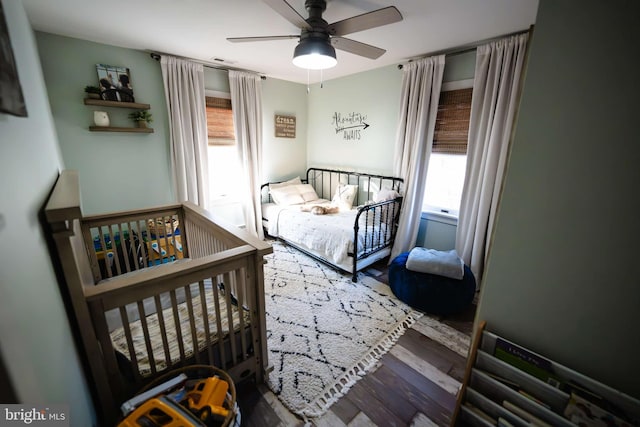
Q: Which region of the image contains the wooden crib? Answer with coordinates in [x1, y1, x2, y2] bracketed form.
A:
[45, 170, 272, 425]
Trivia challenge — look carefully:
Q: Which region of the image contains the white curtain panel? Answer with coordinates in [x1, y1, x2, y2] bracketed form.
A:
[456, 33, 529, 284]
[160, 56, 209, 207]
[390, 55, 445, 261]
[229, 70, 264, 239]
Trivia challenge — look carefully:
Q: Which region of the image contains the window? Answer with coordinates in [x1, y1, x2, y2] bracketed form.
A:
[206, 93, 244, 225]
[423, 153, 467, 215]
[206, 96, 234, 145]
[423, 85, 472, 217]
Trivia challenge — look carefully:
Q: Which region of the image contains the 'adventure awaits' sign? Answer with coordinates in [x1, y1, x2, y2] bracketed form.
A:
[332, 111, 370, 140]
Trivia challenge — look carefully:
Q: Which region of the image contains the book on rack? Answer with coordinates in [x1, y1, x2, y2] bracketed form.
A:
[518, 389, 551, 409]
[464, 402, 496, 425]
[564, 392, 633, 427]
[502, 400, 552, 427]
[483, 370, 520, 390]
[497, 417, 514, 427]
[494, 338, 558, 384]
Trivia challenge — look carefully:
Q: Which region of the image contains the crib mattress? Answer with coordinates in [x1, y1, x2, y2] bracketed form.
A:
[109, 285, 250, 376]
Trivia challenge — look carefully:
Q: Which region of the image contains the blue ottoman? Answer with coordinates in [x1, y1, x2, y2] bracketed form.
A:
[389, 251, 476, 315]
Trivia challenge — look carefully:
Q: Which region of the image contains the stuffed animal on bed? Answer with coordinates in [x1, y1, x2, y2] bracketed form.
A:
[300, 205, 340, 215]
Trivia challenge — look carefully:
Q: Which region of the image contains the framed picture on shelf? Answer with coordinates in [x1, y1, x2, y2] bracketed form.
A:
[95, 63, 134, 102]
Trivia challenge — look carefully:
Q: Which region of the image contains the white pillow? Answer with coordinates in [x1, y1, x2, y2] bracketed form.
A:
[295, 184, 320, 202]
[332, 184, 358, 210]
[270, 185, 305, 205]
[370, 189, 401, 224]
[269, 176, 302, 191]
[374, 189, 400, 202]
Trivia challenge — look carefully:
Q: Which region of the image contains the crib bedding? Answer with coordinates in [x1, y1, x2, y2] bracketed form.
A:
[108, 282, 250, 376]
[266, 203, 389, 271]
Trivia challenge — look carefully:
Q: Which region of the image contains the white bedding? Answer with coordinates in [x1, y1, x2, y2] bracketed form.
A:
[265, 202, 389, 271]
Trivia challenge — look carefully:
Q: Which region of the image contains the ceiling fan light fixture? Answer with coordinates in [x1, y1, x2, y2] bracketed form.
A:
[292, 38, 337, 70]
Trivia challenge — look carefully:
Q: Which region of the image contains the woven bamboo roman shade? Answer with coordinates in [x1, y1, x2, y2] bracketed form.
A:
[206, 96, 235, 145]
[433, 88, 472, 154]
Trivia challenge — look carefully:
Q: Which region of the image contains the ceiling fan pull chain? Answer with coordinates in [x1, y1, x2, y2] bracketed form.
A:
[320, 68, 324, 89]
[307, 68, 310, 94]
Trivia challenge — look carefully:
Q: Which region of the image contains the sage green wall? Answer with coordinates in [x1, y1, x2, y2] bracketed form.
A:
[0, 0, 94, 423]
[204, 67, 230, 93]
[443, 50, 476, 82]
[35, 32, 173, 215]
[262, 77, 308, 181]
[477, 0, 640, 398]
[305, 52, 476, 176]
[306, 65, 402, 175]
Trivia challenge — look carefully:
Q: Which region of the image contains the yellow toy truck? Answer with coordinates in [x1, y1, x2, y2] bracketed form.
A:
[117, 395, 205, 427]
[185, 376, 230, 422]
[118, 372, 233, 426]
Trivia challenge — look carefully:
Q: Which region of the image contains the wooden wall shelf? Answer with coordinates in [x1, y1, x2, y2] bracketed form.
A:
[89, 126, 154, 133]
[84, 98, 150, 110]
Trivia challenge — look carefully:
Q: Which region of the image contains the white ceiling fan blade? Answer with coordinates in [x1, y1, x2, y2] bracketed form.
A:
[331, 36, 386, 59]
[328, 6, 402, 36]
[227, 35, 300, 43]
[262, 0, 312, 30]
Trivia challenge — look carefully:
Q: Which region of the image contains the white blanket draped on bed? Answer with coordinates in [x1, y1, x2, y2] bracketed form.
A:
[267, 203, 388, 269]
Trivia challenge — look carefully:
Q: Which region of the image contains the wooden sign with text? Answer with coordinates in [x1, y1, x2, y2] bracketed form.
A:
[275, 114, 296, 138]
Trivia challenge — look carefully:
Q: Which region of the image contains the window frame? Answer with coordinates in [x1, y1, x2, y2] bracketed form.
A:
[422, 78, 474, 219]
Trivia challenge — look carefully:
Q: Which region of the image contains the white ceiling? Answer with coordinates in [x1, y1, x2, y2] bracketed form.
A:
[22, 0, 539, 85]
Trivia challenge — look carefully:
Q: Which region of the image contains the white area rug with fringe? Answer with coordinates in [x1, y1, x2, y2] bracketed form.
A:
[263, 241, 423, 419]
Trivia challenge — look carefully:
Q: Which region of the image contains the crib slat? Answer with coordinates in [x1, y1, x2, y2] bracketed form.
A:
[196, 224, 205, 258]
[153, 294, 172, 370]
[162, 215, 171, 263]
[242, 261, 259, 366]
[183, 284, 201, 364]
[98, 227, 112, 279]
[136, 300, 156, 376]
[118, 223, 133, 274]
[136, 220, 149, 268]
[189, 225, 199, 259]
[126, 221, 139, 272]
[236, 268, 248, 360]
[177, 210, 189, 258]
[169, 290, 186, 363]
[199, 280, 215, 366]
[211, 276, 226, 369]
[81, 222, 102, 283]
[147, 219, 159, 266]
[224, 271, 238, 365]
[109, 224, 123, 276]
[208, 227, 215, 253]
[119, 306, 142, 383]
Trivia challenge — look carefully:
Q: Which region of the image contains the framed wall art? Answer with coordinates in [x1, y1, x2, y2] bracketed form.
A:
[96, 63, 134, 102]
[0, 4, 27, 117]
[275, 114, 296, 138]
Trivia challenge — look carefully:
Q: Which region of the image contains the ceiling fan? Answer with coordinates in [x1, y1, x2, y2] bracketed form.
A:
[227, 0, 403, 70]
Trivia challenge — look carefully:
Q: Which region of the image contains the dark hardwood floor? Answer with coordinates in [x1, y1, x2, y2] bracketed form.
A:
[235, 259, 477, 427]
